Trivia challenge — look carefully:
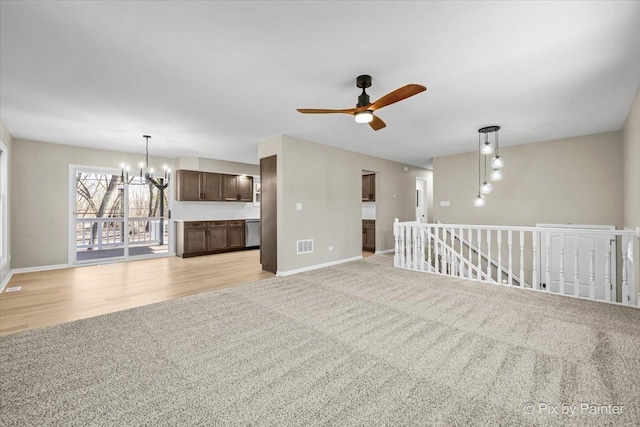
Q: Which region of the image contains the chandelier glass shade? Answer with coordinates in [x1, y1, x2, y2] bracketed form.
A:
[490, 168, 503, 181]
[480, 181, 493, 194]
[491, 155, 504, 169]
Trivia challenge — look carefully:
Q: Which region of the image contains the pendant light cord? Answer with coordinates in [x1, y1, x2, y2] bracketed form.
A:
[478, 132, 481, 193]
[145, 136, 150, 171]
[483, 132, 488, 182]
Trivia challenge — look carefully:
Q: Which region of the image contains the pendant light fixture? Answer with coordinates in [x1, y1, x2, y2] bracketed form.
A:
[474, 125, 503, 206]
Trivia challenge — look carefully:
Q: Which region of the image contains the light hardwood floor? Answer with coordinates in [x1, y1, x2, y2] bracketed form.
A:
[0, 250, 273, 336]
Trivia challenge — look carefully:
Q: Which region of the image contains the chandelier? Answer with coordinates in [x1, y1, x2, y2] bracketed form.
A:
[120, 135, 171, 186]
[474, 126, 503, 207]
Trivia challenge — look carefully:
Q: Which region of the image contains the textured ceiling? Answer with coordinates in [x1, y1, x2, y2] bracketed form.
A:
[1, 1, 639, 167]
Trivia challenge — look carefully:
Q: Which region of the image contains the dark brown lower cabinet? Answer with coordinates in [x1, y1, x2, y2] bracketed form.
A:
[363, 220, 375, 251]
[227, 221, 245, 249]
[177, 220, 246, 257]
[207, 221, 228, 251]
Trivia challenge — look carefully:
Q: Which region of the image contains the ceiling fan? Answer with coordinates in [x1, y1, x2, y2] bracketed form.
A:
[297, 75, 426, 131]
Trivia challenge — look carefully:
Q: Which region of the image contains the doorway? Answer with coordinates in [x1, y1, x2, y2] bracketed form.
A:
[415, 177, 428, 223]
[362, 170, 376, 256]
[69, 165, 171, 264]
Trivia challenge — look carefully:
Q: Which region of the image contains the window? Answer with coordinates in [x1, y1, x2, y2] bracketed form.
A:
[0, 140, 7, 269]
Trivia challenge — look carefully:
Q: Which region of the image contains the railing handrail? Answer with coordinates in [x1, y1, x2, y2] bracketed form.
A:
[76, 216, 166, 222]
[396, 221, 640, 238]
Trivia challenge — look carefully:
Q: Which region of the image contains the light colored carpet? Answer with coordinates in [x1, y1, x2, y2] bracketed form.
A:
[1, 255, 639, 426]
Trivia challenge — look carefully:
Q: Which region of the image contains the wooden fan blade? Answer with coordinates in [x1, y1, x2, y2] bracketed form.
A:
[369, 84, 426, 112]
[297, 108, 357, 114]
[369, 115, 386, 131]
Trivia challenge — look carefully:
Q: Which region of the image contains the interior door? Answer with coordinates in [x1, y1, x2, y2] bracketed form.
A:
[538, 224, 616, 301]
[416, 178, 426, 222]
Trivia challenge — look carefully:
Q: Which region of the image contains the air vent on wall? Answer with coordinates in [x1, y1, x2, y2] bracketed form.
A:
[297, 239, 314, 254]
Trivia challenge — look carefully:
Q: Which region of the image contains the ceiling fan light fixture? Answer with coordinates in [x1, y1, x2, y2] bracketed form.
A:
[355, 110, 374, 124]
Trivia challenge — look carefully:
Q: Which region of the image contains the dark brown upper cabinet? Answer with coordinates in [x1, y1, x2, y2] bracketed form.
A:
[223, 174, 253, 202]
[362, 174, 376, 201]
[176, 170, 252, 202]
[176, 170, 202, 201]
[201, 172, 223, 201]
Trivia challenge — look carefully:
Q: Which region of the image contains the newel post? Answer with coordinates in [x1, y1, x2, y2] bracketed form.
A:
[394, 218, 400, 267]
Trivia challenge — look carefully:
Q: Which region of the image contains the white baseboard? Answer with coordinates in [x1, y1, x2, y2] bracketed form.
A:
[11, 263, 70, 275]
[276, 256, 363, 277]
[375, 249, 395, 255]
[1, 271, 14, 293]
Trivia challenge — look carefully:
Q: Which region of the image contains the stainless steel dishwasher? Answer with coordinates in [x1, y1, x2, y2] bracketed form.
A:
[245, 219, 261, 248]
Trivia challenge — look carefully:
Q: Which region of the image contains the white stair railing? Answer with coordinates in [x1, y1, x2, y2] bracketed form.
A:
[436, 221, 529, 287]
[426, 226, 494, 282]
[394, 219, 640, 307]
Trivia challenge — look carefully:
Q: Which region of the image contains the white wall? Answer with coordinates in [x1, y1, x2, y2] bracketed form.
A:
[11, 138, 175, 269]
[433, 131, 624, 228]
[259, 135, 432, 274]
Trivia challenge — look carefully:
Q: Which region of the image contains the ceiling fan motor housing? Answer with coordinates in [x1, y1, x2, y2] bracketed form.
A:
[356, 75, 372, 107]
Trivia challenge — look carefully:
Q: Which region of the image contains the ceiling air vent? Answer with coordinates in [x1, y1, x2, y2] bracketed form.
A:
[297, 239, 314, 255]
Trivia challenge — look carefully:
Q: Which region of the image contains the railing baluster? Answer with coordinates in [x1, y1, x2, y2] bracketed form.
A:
[622, 236, 629, 305]
[486, 229, 492, 280]
[519, 230, 525, 288]
[477, 229, 482, 280]
[426, 226, 432, 271]
[589, 239, 595, 300]
[559, 233, 565, 295]
[459, 227, 464, 277]
[508, 230, 513, 286]
[497, 230, 502, 284]
[467, 228, 472, 279]
[393, 219, 400, 268]
[399, 224, 405, 268]
[605, 241, 612, 302]
[451, 227, 458, 276]
[411, 225, 419, 270]
[98, 221, 103, 250]
[434, 226, 439, 273]
[419, 226, 425, 272]
[545, 231, 551, 292]
[573, 234, 580, 297]
[405, 226, 411, 268]
[532, 231, 538, 289]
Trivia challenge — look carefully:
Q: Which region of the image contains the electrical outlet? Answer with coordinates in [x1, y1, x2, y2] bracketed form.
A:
[328, 246, 334, 251]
